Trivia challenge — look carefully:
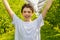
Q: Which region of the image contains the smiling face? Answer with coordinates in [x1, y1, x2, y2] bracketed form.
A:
[22, 7, 33, 21]
[21, 4, 34, 22]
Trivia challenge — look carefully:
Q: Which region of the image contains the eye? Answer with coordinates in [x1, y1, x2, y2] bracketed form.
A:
[28, 11, 31, 13]
[23, 11, 26, 13]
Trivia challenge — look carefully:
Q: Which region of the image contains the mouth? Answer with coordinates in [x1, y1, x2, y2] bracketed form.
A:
[24, 16, 30, 18]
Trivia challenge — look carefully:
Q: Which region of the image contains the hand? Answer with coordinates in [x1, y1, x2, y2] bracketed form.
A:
[42, 0, 53, 18]
[38, 0, 46, 12]
[3, 0, 14, 19]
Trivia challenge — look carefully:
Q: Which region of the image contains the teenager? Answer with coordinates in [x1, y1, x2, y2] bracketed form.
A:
[3, 0, 53, 40]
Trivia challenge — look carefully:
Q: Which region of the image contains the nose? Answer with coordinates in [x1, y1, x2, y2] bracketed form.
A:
[25, 12, 29, 15]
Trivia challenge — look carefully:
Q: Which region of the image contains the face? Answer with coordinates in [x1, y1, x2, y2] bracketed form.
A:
[22, 7, 33, 21]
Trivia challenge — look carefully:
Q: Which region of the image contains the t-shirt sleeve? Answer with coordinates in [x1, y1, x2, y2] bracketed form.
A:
[12, 14, 22, 25]
[36, 14, 44, 28]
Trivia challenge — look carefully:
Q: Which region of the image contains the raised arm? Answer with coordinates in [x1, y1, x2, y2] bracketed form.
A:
[3, 0, 14, 19]
[42, 0, 53, 18]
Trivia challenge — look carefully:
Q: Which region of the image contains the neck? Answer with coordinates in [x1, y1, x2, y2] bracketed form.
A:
[24, 19, 32, 22]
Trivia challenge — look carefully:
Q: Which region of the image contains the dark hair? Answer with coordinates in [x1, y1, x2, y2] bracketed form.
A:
[21, 4, 34, 13]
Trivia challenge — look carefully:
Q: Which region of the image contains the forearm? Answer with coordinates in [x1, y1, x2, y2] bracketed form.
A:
[3, 0, 14, 19]
[42, 0, 53, 18]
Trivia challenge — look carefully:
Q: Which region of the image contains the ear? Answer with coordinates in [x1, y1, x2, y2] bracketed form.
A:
[32, 13, 34, 16]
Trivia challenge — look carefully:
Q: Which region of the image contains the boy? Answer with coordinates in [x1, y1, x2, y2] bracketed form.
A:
[3, 0, 53, 40]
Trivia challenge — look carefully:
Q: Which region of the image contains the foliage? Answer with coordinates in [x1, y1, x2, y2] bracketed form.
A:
[0, 0, 60, 40]
[41, 0, 60, 40]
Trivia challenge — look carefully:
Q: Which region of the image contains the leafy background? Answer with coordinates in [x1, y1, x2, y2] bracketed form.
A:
[0, 0, 60, 40]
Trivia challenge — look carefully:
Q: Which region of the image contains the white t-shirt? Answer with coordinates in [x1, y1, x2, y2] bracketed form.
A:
[12, 14, 44, 40]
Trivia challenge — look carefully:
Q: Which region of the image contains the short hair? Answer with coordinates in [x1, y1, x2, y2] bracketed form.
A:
[21, 4, 34, 13]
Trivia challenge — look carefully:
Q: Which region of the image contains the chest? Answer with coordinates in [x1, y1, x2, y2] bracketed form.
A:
[16, 22, 39, 36]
